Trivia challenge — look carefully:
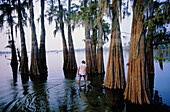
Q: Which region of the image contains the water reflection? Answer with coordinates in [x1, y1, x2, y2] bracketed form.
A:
[10, 82, 50, 111]
[54, 80, 80, 111]
[105, 89, 125, 112]
[0, 48, 170, 111]
[30, 82, 50, 111]
[22, 83, 29, 95]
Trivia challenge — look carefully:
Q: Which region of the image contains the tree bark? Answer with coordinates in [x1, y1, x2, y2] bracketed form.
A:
[67, 0, 77, 70]
[58, 0, 68, 70]
[29, 0, 42, 76]
[18, 0, 28, 75]
[39, 0, 47, 76]
[104, 0, 125, 89]
[90, 0, 97, 74]
[124, 1, 151, 104]
[95, 21, 105, 74]
[146, 0, 155, 98]
[83, 0, 95, 74]
[10, 14, 18, 76]
[91, 26, 97, 69]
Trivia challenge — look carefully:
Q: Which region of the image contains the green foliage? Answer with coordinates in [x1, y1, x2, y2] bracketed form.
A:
[154, 57, 170, 62]
[69, 2, 98, 24]
[144, 1, 170, 47]
[102, 20, 110, 42]
[0, 1, 14, 28]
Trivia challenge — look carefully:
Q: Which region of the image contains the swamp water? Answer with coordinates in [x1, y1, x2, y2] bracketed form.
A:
[0, 49, 170, 111]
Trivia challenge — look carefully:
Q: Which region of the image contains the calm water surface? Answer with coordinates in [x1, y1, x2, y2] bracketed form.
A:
[0, 49, 169, 111]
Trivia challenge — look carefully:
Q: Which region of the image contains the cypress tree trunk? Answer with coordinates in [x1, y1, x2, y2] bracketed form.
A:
[10, 17, 18, 76]
[104, 0, 125, 89]
[90, 0, 97, 74]
[83, 0, 94, 74]
[146, 1, 154, 98]
[58, 0, 68, 70]
[67, 0, 77, 70]
[18, 0, 28, 76]
[95, 21, 105, 74]
[91, 26, 97, 70]
[39, 0, 47, 75]
[124, 1, 151, 104]
[29, 0, 42, 76]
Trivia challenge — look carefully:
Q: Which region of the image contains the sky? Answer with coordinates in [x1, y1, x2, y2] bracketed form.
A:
[0, 0, 132, 52]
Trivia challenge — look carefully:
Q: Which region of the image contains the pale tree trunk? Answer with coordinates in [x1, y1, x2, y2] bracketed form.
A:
[67, 0, 77, 70]
[104, 0, 125, 89]
[95, 21, 105, 74]
[58, 0, 68, 69]
[39, 0, 47, 75]
[18, 0, 28, 76]
[29, 0, 42, 76]
[124, 1, 151, 104]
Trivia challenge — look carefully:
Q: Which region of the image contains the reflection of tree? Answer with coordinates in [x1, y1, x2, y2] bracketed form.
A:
[158, 51, 163, 70]
[126, 89, 170, 112]
[105, 89, 125, 112]
[22, 83, 29, 96]
[30, 82, 50, 111]
[153, 90, 162, 105]
[10, 82, 50, 111]
[56, 82, 79, 111]
[83, 74, 106, 111]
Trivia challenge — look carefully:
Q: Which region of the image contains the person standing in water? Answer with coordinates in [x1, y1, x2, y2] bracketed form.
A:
[77, 60, 87, 84]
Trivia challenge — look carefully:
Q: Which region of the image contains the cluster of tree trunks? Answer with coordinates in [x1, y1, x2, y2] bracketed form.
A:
[2, 0, 168, 105]
[83, 0, 105, 75]
[57, 0, 77, 72]
[58, 0, 68, 70]
[18, 0, 48, 80]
